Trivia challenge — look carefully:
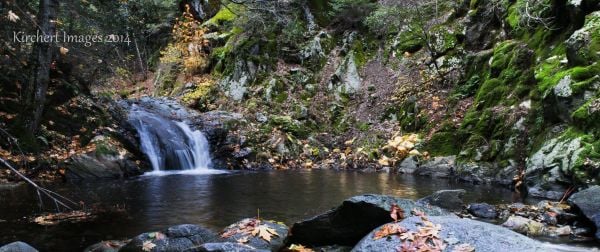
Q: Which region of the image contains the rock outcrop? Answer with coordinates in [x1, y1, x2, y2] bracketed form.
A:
[352, 216, 548, 252]
[568, 186, 600, 240]
[289, 194, 450, 246]
[120, 224, 217, 252]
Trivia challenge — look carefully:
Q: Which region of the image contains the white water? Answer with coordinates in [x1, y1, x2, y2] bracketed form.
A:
[128, 105, 226, 175]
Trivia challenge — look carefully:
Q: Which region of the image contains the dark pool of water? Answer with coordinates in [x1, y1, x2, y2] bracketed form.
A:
[0, 170, 577, 251]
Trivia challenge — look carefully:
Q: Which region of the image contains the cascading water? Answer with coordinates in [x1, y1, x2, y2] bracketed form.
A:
[128, 104, 221, 175]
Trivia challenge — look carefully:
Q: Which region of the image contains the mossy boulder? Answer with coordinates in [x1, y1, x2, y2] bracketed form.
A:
[566, 11, 600, 66]
[525, 129, 600, 199]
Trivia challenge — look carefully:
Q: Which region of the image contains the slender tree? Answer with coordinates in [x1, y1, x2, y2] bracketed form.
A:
[22, 0, 59, 135]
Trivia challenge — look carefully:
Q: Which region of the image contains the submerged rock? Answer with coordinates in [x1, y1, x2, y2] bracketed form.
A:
[467, 203, 497, 219]
[568, 186, 600, 239]
[120, 224, 217, 252]
[417, 189, 466, 211]
[289, 194, 450, 246]
[221, 218, 289, 251]
[0, 242, 38, 252]
[83, 240, 126, 252]
[352, 216, 547, 252]
[196, 242, 268, 252]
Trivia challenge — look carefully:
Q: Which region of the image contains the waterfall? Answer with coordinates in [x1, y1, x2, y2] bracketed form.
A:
[127, 104, 222, 175]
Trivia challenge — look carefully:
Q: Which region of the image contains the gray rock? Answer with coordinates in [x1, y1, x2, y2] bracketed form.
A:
[417, 189, 466, 211]
[83, 240, 126, 252]
[566, 11, 600, 66]
[568, 186, 600, 239]
[219, 60, 256, 101]
[132, 97, 198, 121]
[464, 0, 505, 50]
[193, 111, 244, 144]
[329, 51, 362, 98]
[221, 219, 288, 251]
[467, 203, 497, 219]
[65, 152, 140, 181]
[120, 224, 217, 252]
[0, 242, 38, 252]
[526, 136, 584, 200]
[352, 216, 547, 252]
[196, 242, 267, 252]
[397, 156, 418, 174]
[416, 156, 456, 178]
[289, 194, 450, 246]
[255, 113, 268, 123]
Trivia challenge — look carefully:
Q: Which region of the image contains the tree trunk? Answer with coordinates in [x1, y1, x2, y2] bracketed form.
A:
[23, 0, 59, 134]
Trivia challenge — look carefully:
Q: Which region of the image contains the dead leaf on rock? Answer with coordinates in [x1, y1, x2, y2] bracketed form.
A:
[252, 224, 278, 242]
[142, 240, 156, 252]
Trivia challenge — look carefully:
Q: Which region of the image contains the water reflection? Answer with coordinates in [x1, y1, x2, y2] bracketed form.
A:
[0, 170, 520, 251]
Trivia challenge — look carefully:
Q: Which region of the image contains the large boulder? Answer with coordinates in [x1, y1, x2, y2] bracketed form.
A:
[464, 0, 505, 50]
[526, 136, 584, 200]
[120, 224, 217, 252]
[568, 186, 600, 239]
[220, 218, 289, 251]
[417, 189, 466, 211]
[196, 242, 268, 252]
[65, 152, 140, 181]
[0, 242, 38, 252]
[415, 156, 456, 178]
[289, 194, 450, 246]
[352, 216, 549, 252]
[566, 11, 600, 66]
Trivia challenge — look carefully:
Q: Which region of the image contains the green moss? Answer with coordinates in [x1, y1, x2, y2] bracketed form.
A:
[95, 142, 118, 156]
[424, 132, 460, 156]
[474, 78, 504, 107]
[205, 5, 237, 26]
[572, 98, 600, 131]
[395, 28, 424, 53]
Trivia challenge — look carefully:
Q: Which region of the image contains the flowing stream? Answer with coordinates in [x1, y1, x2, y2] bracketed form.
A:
[127, 105, 222, 175]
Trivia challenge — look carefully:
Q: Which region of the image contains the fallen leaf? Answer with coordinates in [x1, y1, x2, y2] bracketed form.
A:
[252, 224, 278, 242]
[288, 244, 314, 252]
[373, 223, 407, 240]
[390, 204, 405, 222]
[142, 241, 156, 252]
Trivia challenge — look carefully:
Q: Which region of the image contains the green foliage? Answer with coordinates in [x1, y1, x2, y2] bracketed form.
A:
[205, 5, 237, 26]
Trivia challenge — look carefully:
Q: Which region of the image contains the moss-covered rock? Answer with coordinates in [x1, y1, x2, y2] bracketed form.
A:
[566, 11, 600, 66]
